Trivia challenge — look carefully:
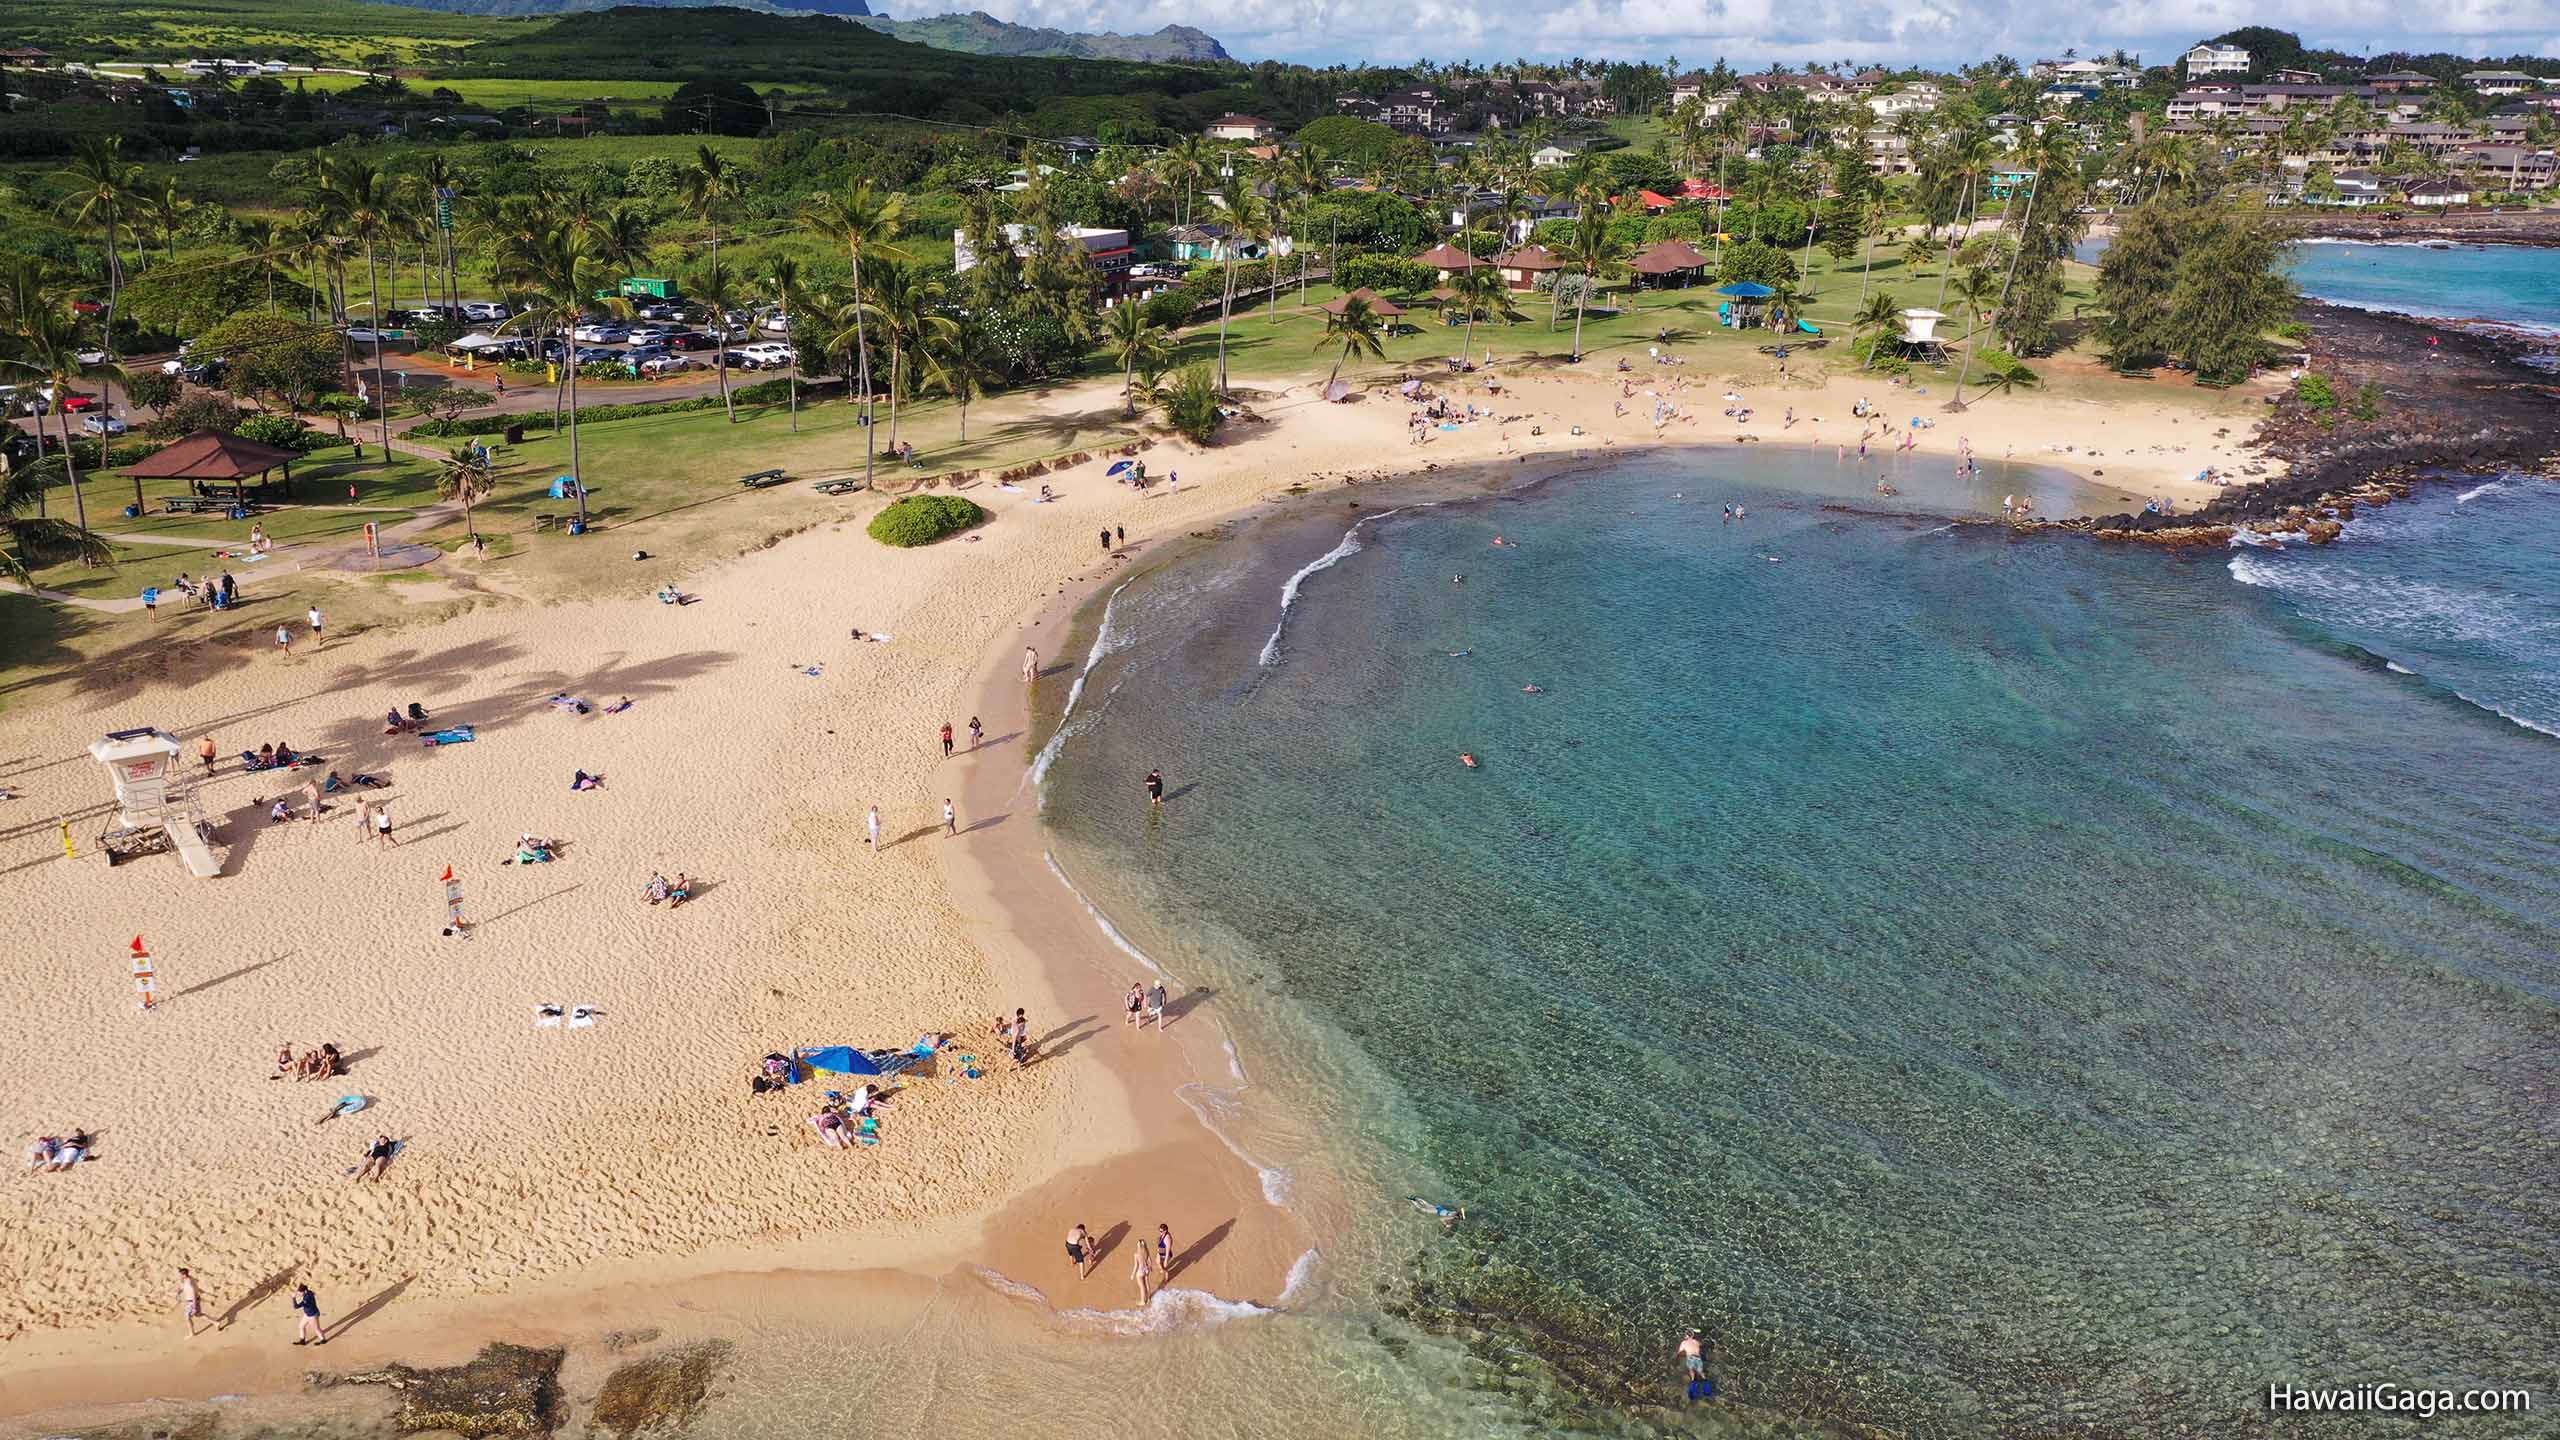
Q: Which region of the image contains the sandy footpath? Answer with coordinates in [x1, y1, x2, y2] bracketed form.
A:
[0, 351, 2253, 1419]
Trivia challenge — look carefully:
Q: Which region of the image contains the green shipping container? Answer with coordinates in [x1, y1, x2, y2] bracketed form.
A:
[618, 277, 679, 299]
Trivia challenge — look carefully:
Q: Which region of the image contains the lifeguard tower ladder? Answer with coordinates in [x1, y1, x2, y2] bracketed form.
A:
[87, 728, 223, 878]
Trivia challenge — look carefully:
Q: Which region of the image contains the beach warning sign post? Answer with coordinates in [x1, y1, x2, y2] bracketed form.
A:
[131, 935, 157, 1011]
[441, 865, 469, 938]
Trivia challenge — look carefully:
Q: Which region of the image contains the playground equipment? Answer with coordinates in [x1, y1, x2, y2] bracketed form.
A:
[87, 728, 222, 878]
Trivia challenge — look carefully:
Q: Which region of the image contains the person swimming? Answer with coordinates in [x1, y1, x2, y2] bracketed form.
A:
[1460, 753, 1479, 769]
[1446, 649, 1471, 657]
[1407, 1197, 1467, 1229]
[1522, 684, 1544, 694]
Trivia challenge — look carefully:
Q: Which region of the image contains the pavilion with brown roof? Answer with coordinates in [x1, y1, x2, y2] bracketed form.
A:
[121, 428, 302, 506]
[1493, 245, 1565, 292]
[1630, 238, 1713, 286]
[1320, 287, 1406, 318]
[1414, 242, 1487, 278]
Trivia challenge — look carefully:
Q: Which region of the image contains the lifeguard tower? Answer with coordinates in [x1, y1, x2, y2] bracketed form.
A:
[1898, 308, 1951, 363]
[87, 728, 222, 878]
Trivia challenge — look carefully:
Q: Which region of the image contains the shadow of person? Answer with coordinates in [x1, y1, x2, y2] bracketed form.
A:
[1166, 1219, 1234, 1282]
[1090, 1220, 1131, 1270]
[328, 1275, 415, 1339]
[1161, 986, 1215, 1025]
[220, 1265, 296, 1328]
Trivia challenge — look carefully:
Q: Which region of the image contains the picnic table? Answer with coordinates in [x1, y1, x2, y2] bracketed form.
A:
[812, 478, 867, 496]
[739, 468, 788, 489]
[164, 495, 233, 515]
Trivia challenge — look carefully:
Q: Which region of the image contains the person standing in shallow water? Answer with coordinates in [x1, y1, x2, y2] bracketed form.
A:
[1145, 769, 1165, 806]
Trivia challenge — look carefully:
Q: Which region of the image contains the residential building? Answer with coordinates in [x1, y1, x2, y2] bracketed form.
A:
[954, 224, 1136, 282]
[1492, 244, 1565, 291]
[2040, 85, 2101, 107]
[1989, 168, 2037, 199]
[2405, 176, 2472, 205]
[1205, 114, 1275, 142]
[2293, 167, 2384, 205]
[2365, 71, 2435, 92]
[0, 47, 53, 68]
[2183, 44, 2252, 77]
[1379, 89, 1445, 133]
[1163, 223, 1246, 263]
[2455, 144, 2558, 190]
[1843, 69, 1891, 95]
[2463, 70, 2538, 96]
[1866, 82, 1941, 118]
[1530, 143, 1578, 168]
[2266, 68, 2322, 85]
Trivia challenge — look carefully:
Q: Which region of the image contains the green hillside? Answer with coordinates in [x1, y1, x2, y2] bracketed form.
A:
[856, 11, 1230, 63]
[0, 0, 525, 66]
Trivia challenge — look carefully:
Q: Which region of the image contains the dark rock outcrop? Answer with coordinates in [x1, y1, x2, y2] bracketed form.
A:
[318, 1342, 563, 1436]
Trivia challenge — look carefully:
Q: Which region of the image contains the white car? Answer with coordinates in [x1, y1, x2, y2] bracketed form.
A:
[460, 301, 510, 322]
[758, 313, 794, 336]
[636, 353, 694, 376]
[732, 342, 796, 370]
[82, 414, 128, 436]
[343, 327, 392, 343]
[571, 321, 630, 343]
[77, 349, 108, 366]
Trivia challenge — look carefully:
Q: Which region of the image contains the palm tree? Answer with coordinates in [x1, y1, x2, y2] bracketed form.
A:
[1899, 234, 1935, 274]
[231, 216, 285, 314]
[843, 258, 952, 453]
[1261, 159, 1297, 326]
[3, 298, 128, 544]
[1286, 146, 1328, 308]
[1450, 263, 1521, 368]
[1213, 187, 1267, 395]
[757, 253, 807, 433]
[1853, 289, 1901, 370]
[680, 143, 741, 270]
[435, 440, 497, 545]
[0, 460, 112, 584]
[312, 150, 398, 465]
[800, 183, 909, 487]
[1103, 302, 1166, 417]
[1315, 295, 1386, 389]
[1949, 265, 2000, 398]
[140, 177, 194, 266]
[921, 318, 1001, 444]
[1562, 208, 1625, 361]
[494, 224, 615, 529]
[410, 152, 465, 311]
[688, 250, 747, 423]
[1159, 135, 1212, 228]
[1856, 187, 1890, 306]
[56, 136, 138, 360]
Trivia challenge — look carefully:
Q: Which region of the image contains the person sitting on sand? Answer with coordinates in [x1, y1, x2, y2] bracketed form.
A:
[268, 800, 293, 824]
[42, 1132, 90, 1172]
[383, 708, 408, 734]
[257, 743, 277, 768]
[642, 873, 672, 905]
[354, 1133, 395, 1183]
[507, 835, 556, 865]
[665, 874, 693, 909]
[310, 1044, 343, 1081]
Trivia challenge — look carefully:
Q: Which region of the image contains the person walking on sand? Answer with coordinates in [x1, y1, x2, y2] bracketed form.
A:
[1067, 1222, 1095, 1278]
[1116, 525, 1125, 547]
[307, 606, 325, 649]
[291, 1284, 326, 1345]
[943, 798, 957, 837]
[1146, 979, 1169, 1031]
[1145, 768, 1165, 806]
[866, 804, 883, 855]
[354, 798, 374, 845]
[1099, 527, 1112, 554]
[1132, 1233, 1157, 1305]
[275, 625, 292, 655]
[197, 733, 218, 776]
[1126, 981, 1145, 1027]
[1156, 1222, 1175, 1279]
[1023, 647, 1039, 684]
[940, 722, 954, 758]
[372, 802, 396, 849]
[968, 716, 983, 747]
[179, 1267, 209, 1336]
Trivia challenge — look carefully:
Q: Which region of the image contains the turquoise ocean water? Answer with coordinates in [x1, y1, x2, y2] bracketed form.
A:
[2285, 240, 2560, 336]
[1033, 448, 2560, 1436]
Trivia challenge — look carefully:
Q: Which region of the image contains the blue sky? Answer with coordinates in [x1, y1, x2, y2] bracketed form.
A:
[876, 0, 2560, 68]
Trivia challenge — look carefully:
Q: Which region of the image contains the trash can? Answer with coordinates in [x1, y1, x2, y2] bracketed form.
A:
[504, 423, 525, 446]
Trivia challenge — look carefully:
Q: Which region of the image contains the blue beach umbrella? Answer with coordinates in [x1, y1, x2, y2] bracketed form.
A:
[1106, 460, 1136, 476]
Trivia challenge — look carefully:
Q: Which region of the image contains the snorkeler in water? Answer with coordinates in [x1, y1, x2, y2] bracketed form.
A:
[1408, 1197, 1467, 1230]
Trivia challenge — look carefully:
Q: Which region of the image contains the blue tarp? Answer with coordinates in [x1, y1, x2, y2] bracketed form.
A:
[1716, 282, 1775, 298]
[795, 1046, 886, 1076]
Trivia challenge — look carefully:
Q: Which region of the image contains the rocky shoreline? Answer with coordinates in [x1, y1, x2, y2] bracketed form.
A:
[2057, 300, 2560, 547]
[2290, 208, 2560, 249]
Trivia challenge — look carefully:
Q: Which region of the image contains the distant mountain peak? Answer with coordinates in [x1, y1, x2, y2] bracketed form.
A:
[852, 9, 1233, 62]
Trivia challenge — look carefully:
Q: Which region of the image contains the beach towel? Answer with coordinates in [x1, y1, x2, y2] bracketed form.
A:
[422, 726, 476, 746]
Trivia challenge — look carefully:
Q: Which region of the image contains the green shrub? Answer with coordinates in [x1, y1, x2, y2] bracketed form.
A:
[233, 414, 341, 453]
[1164, 363, 1222, 443]
[1337, 252, 1436, 296]
[867, 493, 987, 547]
[2273, 319, 2312, 341]
[408, 394, 727, 437]
[2294, 373, 2337, 412]
[733, 375, 843, 405]
[2349, 380, 2383, 421]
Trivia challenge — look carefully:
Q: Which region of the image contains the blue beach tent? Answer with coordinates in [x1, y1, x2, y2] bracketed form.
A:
[794, 1045, 888, 1076]
[1715, 281, 1775, 299]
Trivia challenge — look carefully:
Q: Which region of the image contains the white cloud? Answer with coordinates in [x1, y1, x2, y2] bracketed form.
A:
[899, 0, 2560, 66]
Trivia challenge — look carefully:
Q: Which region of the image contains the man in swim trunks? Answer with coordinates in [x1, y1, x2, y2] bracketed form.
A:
[1678, 1329, 1706, 1386]
[1067, 1222, 1095, 1277]
[1145, 769, 1165, 806]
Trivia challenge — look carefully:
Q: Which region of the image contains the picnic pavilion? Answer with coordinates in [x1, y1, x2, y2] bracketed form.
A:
[121, 429, 302, 509]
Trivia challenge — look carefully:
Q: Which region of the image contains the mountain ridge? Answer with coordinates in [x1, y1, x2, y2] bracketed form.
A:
[359, 0, 1235, 62]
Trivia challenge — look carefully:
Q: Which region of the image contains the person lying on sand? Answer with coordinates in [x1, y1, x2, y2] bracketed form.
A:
[570, 770, 605, 791]
[810, 1110, 852, 1148]
[353, 1133, 395, 1183]
[604, 697, 632, 714]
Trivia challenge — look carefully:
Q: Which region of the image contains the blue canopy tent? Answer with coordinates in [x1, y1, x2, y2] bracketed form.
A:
[1714, 282, 1775, 298]
[1715, 281, 1775, 330]
[794, 1045, 887, 1077]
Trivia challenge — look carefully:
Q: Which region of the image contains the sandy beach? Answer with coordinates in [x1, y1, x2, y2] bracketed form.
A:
[0, 348, 2265, 1428]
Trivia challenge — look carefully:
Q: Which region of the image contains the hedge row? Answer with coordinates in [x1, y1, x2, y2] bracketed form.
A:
[406, 377, 847, 437]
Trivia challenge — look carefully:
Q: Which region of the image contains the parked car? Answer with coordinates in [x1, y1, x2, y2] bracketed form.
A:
[81, 413, 128, 436]
[664, 329, 718, 352]
[77, 348, 108, 366]
[635, 300, 687, 321]
[56, 391, 101, 413]
[622, 343, 674, 367]
[637, 353, 695, 377]
[343, 327, 393, 344]
[758, 313, 794, 336]
[178, 358, 228, 385]
[571, 321, 630, 343]
[626, 325, 681, 345]
[459, 301, 507, 322]
[732, 342, 796, 370]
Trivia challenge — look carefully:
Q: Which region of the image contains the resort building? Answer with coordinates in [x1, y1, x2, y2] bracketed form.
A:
[2462, 71, 2538, 95]
[1204, 114, 1276, 142]
[2183, 44, 2252, 77]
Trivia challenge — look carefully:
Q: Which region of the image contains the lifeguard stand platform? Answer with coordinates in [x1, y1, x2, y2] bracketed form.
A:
[87, 728, 222, 877]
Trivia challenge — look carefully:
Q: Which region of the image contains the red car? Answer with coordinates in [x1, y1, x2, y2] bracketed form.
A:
[57, 392, 101, 412]
[664, 330, 719, 351]
[70, 299, 103, 315]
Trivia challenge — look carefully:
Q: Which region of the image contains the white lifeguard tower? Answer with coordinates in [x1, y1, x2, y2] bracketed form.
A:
[88, 728, 222, 878]
[1898, 308, 1952, 363]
